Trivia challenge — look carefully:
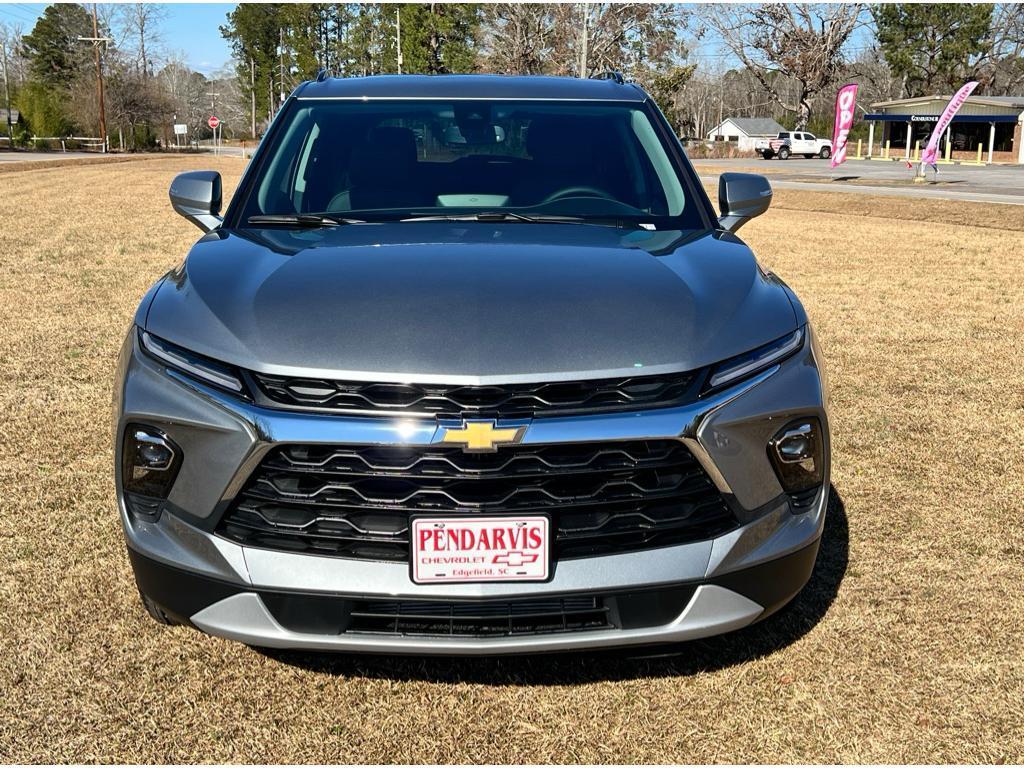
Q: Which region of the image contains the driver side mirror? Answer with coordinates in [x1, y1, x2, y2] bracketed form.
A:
[718, 173, 772, 233]
[170, 171, 223, 232]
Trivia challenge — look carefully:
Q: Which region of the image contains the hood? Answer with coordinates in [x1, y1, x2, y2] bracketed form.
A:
[145, 223, 798, 383]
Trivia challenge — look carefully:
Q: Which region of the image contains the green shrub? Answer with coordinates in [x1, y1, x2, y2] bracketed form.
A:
[15, 82, 73, 138]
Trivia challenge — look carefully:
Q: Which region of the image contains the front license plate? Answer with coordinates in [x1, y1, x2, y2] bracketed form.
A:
[410, 516, 550, 584]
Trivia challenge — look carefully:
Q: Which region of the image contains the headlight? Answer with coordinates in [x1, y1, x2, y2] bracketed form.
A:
[140, 330, 246, 394]
[705, 327, 804, 392]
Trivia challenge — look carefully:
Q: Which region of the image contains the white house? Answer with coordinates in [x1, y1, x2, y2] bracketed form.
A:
[705, 117, 786, 152]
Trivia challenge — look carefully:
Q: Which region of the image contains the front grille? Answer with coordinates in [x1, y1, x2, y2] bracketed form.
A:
[249, 370, 703, 418]
[217, 440, 737, 561]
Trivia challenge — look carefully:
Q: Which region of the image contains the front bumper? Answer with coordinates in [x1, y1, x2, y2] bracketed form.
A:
[114, 327, 830, 653]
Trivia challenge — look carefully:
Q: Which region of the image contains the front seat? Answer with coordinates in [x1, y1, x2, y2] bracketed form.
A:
[514, 116, 604, 205]
[346, 126, 431, 211]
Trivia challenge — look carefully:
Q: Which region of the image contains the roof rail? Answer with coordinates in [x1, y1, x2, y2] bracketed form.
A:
[591, 70, 625, 85]
[315, 68, 330, 82]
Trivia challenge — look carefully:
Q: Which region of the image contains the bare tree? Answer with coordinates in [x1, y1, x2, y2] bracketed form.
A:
[700, 3, 864, 129]
[156, 53, 208, 137]
[977, 3, 1024, 95]
[119, 3, 166, 78]
[847, 49, 902, 106]
[549, 3, 686, 78]
[480, 3, 553, 75]
[0, 22, 28, 87]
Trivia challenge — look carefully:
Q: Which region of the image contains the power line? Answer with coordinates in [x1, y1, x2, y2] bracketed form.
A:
[0, 6, 37, 25]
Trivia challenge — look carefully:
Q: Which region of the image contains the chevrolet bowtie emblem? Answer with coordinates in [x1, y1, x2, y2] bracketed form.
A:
[441, 420, 525, 452]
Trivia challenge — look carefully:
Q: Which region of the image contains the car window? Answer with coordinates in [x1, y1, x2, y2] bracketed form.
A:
[779, 132, 790, 139]
[241, 99, 704, 228]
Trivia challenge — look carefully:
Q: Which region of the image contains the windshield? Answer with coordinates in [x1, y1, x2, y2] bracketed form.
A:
[238, 99, 704, 229]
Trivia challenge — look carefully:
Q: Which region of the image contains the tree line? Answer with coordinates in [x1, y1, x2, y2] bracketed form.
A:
[1, 3, 241, 148]
[2, 3, 1023, 150]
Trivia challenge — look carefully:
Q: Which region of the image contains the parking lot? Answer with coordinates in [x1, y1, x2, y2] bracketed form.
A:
[0, 157, 1022, 762]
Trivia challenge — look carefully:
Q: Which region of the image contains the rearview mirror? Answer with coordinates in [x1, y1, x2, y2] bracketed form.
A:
[442, 123, 505, 147]
[718, 172, 772, 233]
[169, 171, 223, 232]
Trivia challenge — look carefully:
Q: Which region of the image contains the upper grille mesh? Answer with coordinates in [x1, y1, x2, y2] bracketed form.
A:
[249, 370, 703, 418]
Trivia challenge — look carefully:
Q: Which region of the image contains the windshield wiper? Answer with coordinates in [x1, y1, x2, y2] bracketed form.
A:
[247, 214, 365, 227]
[401, 212, 586, 224]
[400, 212, 646, 228]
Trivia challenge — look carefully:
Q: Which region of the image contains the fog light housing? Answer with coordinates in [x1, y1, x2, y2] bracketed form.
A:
[768, 418, 824, 511]
[121, 424, 182, 519]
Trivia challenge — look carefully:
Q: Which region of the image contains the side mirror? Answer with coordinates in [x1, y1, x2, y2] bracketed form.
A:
[718, 172, 772, 233]
[169, 171, 223, 232]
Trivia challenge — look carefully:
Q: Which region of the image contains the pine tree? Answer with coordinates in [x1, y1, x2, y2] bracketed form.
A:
[873, 4, 994, 95]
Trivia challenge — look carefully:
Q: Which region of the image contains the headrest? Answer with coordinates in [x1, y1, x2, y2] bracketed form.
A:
[366, 126, 417, 165]
[526, 116, 599, 165]
[350, 125, 418, 184]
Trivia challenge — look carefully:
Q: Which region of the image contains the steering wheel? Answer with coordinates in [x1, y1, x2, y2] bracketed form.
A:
[541, 185, 616, 204]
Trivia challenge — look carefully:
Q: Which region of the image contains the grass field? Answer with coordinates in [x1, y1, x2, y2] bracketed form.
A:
[1, 157, 1022, 763]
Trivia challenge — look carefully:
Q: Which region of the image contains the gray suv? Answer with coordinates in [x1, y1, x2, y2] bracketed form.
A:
[115, 74, 830, 654]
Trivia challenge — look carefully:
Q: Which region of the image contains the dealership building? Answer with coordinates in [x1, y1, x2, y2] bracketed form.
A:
[864, 95, 1024, 163]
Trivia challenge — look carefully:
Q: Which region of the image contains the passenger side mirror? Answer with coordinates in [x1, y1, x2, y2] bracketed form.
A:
[718, 173, 772, 233]
[169, 171, 223, 232]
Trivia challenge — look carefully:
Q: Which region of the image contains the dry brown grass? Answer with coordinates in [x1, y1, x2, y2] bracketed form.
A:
[1, 157, 1023, 763]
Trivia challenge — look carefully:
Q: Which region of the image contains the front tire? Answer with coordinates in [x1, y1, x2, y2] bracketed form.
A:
[819, 147, 832, 159]
[778, 147, 791, 160]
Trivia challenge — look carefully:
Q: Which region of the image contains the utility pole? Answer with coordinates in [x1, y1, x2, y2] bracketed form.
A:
[78, 4, 110, 152]
[396, 8, 403, 74]
[278, 28, 285, 107]
[249, 56, 256, 138]
[578, 2, 589, 78]
[1, 36, 12, 147]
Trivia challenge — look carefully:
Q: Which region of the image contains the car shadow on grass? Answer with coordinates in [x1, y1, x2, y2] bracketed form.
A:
[257, 486, 848, 685]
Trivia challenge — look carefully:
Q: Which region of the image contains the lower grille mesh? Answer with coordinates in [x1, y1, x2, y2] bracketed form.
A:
[349, 596, 609, 636]
[217, 440, 737, 561]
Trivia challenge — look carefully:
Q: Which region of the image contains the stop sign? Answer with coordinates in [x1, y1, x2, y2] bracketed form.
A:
[208, 116, 220, 129]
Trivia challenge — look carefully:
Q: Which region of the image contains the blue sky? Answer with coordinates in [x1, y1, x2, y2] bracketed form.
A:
[0, 2, 237, 76]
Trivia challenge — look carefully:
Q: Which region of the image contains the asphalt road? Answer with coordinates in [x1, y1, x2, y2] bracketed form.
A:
[696, 157, 1024, 206]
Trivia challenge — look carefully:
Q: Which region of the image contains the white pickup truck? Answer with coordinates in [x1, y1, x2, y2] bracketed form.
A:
[755, 131, 832, 160]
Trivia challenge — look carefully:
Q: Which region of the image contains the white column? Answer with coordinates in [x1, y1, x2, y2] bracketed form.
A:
[944, 125, 951, 158]
[867, 122, 875, 157]
[988, 122, 996, 164]
[905, 122, 912, 159]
